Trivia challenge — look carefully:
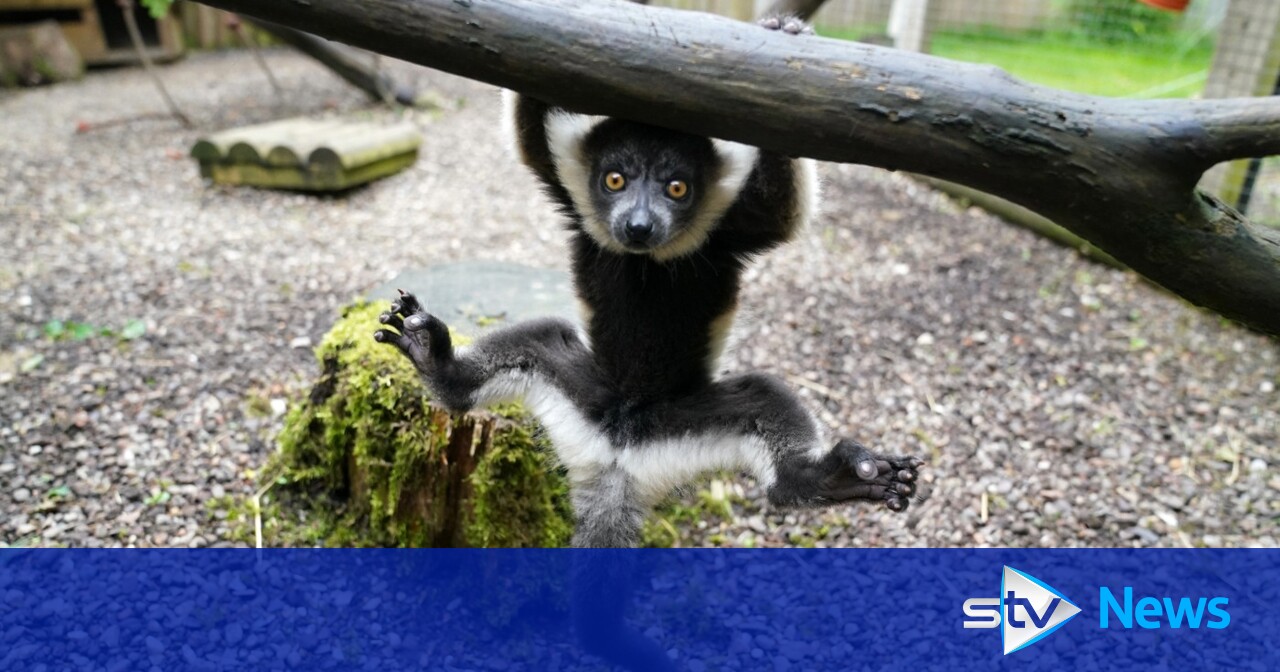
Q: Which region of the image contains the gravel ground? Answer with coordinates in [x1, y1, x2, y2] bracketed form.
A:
[1, 50, 1276, 548]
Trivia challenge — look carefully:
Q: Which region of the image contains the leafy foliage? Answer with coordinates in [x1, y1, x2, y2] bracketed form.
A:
[139, 0, 174, 20]
[1067, 0, 1179, 43]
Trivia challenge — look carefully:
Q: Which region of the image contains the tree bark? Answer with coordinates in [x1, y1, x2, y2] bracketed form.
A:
[194, 0, 1280, 336]
[248, 19, 417, 106]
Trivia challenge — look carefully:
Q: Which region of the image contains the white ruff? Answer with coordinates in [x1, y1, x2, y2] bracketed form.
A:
[651, 140, 759, 262]
[544, 110, 619, 252]
[541, 108, 761, 262]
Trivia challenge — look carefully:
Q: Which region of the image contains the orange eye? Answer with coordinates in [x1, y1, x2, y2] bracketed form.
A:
[666, 180, 688, 199]
[604, 172, 626, 191]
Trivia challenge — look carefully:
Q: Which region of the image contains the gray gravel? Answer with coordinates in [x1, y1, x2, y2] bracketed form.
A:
[1, 49, 1276, 548]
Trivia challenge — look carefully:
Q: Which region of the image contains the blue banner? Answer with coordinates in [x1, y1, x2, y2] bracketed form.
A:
[1, 549, 1274, 671]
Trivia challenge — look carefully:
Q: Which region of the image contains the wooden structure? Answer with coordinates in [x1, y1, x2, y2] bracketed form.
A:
[0, 18, 82, 85]
[0, 0, 182, 65]
[191, 117, 422, 191]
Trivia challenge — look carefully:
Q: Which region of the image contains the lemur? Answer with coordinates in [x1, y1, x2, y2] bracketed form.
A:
[374, 17, 924, 548]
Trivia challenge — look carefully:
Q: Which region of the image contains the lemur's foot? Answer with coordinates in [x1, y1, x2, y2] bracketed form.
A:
[758, 14, 813, 35]
[372, 290, 454, 370]
[833, 440, 925, 512]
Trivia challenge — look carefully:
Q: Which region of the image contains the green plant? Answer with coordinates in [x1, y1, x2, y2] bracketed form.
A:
[1067, 0, 1178, 44]
[140, 0, 174, 20]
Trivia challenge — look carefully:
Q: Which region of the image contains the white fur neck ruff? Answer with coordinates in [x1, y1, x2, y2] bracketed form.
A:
[544, 110, 759, 262]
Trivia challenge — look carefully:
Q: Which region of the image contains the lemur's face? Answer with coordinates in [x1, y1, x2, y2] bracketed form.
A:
[583, 121, 719, 254]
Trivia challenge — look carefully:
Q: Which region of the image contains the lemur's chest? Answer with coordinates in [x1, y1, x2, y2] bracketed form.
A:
[571, 239, 741, 399]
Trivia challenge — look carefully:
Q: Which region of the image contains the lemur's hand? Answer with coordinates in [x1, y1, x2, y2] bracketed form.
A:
[836, 440, 926, 512]
[373, 290, 456, 375]
[758, 14, 813, 35]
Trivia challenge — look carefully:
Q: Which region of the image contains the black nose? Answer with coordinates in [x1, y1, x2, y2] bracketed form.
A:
[624, 217, 654, 243]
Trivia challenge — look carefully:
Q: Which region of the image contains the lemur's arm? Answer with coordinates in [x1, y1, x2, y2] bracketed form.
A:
[508, 93, 577, 210]
[709, 15, 819, 257]
[374, 290, 590, 413]
[712, 151, 818, 255]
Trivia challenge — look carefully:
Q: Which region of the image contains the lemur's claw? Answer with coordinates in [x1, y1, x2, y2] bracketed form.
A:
[374, 290, 435, 355]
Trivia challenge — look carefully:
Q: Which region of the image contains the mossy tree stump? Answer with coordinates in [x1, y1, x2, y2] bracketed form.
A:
[263, 302, 572, 547]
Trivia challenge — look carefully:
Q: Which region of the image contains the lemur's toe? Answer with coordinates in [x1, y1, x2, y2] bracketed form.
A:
[393, 290, 423, 315]
[759, 14, 812, 35]
[898, 469, 916, 482]
[886, 497, 907, 512]
[373, 329, 405, 350]
[379, 311, 405, 331]
[782, 18, 811, 34]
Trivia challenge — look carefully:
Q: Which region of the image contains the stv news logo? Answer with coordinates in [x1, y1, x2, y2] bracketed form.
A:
[962, 566, 1081, 655]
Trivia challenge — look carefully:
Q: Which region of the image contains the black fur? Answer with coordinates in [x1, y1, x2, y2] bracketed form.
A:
[374, 19, 925, 548]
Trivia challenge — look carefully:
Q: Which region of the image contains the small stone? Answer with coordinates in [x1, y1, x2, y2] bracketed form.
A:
[12, 488, 31, 503]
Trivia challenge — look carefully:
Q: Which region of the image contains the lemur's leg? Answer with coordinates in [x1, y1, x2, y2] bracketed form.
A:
[655, 373, 924, 512]
[373, 290, 590, 413]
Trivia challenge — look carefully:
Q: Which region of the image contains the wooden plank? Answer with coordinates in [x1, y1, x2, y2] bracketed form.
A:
[192, 116, 422, 191]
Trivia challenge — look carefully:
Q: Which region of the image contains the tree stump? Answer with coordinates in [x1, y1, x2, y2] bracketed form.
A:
[262, 301, 573, 547]
[0, 20, 83, 87]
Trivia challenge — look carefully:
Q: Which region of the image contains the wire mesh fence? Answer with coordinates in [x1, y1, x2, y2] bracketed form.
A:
[651, 0, 1279, 225]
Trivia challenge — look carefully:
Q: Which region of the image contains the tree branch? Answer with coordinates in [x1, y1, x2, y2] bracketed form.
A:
[248, 18, 417, 106]
[193, 0, 1280, 336]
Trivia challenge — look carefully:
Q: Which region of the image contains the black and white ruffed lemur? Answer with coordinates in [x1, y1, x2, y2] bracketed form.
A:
[374, 17, 924, 548]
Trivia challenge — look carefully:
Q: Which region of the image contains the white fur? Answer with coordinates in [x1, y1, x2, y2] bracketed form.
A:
[792, 158, 821, 233]
[539, 105, 761, 262]
[475, 372, 778, 502]
[618, 432, 776, 503]
[650, 140, 759, 262]
[499, 89, 521, 160]
[544, 110, 619, 252]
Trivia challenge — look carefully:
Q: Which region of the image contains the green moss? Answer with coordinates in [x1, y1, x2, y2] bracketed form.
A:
[259, 301, 572, 547]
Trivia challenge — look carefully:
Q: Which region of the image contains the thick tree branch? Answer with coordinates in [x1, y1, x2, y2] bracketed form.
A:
[194, 0, 1280, 335]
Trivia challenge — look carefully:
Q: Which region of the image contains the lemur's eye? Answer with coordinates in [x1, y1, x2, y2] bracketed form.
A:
[666, 180, 689, 200]
[604, 172, 626, 191]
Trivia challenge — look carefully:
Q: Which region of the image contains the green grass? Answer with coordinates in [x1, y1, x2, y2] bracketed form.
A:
[822, 26, 1215, 98]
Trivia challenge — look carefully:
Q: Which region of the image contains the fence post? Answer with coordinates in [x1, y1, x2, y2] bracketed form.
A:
[1199, 0, 1280, 211]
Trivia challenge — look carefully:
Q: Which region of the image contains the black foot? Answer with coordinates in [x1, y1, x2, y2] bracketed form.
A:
[758, 14, 813, 35]
[372, 289, 454, 371]
[832, 440, 925, 512]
